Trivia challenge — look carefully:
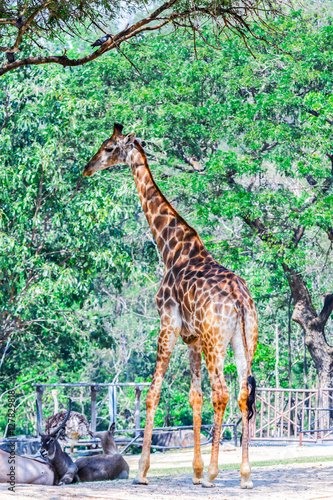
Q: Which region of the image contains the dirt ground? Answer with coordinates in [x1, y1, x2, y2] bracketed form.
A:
[1, 444, 333, 500]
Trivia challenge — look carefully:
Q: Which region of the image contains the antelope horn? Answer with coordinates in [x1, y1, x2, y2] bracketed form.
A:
[50, 397, 72, 436]
[36, 399, 42, 437]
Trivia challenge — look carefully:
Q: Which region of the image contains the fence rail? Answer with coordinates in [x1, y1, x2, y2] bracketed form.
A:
[2, 386, 332, 455]
[0, 423, 238, 458]
[251, 388, 333, 443]
[118, 423, 238, 452]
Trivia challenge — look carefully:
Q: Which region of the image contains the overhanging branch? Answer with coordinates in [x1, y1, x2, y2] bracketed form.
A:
[0, 0, 293, 76]
[0, 1, 176, 76]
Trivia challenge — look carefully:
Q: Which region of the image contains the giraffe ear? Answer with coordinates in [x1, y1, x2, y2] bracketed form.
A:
[135, 138, 146, 147]
[123, 132, 136, 145]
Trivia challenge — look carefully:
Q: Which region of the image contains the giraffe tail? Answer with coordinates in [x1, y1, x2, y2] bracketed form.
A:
[236, 277, 257, 422]
[239, 301, 256, 421]
[247, 375, 256, 421]
[241, 292, 257, 421]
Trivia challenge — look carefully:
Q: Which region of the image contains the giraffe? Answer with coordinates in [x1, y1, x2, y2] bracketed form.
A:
[83, 123, 258, 489]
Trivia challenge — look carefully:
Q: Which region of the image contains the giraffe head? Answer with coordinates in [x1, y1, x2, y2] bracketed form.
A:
[83, 123, 136, 177]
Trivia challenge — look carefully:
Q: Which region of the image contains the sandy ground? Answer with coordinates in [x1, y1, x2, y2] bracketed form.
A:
[1, 444, 333, 500]
[125, 442, 333, 470]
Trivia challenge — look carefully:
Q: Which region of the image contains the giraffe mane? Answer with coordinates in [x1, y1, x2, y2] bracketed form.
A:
[133, 139, 199, 239]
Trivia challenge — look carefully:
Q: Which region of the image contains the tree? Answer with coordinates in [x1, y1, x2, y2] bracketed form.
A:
[2, 7, 333, 437]
[0, 64, 137, 350]
[0, 0, 292, 76]
[58, 8, 331, 387]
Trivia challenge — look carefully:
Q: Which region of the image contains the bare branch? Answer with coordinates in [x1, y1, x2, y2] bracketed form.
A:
[292, 225, 304, 248]
[115, 44, 149, 84]
[306, 108, 333, 126]
[0, 18, 16, 25]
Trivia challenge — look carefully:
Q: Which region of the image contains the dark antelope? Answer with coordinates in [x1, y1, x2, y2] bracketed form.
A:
[75, 423, 129, 482]
[40, 398, 79, 485]
[45, 389, 89, 458]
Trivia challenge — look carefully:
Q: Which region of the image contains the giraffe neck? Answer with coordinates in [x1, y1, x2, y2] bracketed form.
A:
[126, 145, 204, 268]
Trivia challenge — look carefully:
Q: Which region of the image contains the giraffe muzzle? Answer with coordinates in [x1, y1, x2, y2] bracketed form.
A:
[83, 163, 94, 177]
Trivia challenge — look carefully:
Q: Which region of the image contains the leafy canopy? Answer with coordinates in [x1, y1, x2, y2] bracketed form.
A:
[0, 0, 292, 75]
[1, 8, 332, 434]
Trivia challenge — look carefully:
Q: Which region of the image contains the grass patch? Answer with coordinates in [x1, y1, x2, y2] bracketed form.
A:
[128, 455, 333, 479]
[251, 455, 333, 468]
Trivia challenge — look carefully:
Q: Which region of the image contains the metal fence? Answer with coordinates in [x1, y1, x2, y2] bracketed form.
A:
[2, 386, 332, 457]
[114, 423, 238, 454]
[0, 423, 238, 458]
[251, 388, 333, 443]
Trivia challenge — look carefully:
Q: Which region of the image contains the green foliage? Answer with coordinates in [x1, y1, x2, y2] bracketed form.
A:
[1, 9, 332, 435]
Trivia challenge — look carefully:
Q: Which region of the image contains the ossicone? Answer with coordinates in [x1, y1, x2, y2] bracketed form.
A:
[113, 122, 124, 134]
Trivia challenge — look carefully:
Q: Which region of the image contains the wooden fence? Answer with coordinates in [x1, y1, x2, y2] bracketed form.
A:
[28, 384, 333, 446]
[32, 382, 150, 436]
[250, 388, 333, 443]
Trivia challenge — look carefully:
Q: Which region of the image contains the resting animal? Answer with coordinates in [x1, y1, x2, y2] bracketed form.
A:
[0, 398, 78, 486]
[75, 423, 129, 482]
[0, 448, 54, 485]
[40, 398, 79, 485]
[45, 392, 89, 458]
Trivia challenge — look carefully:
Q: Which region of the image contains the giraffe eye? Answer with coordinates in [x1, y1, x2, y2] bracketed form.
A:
[105, 148, 113, 152]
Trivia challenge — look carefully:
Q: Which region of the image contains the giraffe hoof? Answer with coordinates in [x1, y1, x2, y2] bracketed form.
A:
[192, 476, 203, 485]
[240, 478, 253, 489]
[202, 478, 215, 488]
[133, 475, 149, 485]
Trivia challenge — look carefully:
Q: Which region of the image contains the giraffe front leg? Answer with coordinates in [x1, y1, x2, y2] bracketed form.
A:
[188, 343, 204, 485]
[202, 368, 229, 488]
[133, 325, 178, 485]
[238, 377, 253, 489]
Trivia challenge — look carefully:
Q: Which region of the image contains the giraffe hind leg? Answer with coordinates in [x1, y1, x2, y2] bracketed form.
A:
[238, 376, 253, 489]
[231, 332, 254, 489]
[202, 353, 229, 488]
[188, 342, 204, 485]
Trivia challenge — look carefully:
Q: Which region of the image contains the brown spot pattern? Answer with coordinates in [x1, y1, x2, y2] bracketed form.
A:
[84, 124, 258, 489]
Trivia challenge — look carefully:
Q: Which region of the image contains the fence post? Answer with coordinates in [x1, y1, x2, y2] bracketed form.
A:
[90, 385, 100, 432]
[234, 423, 238, 447]
[108, 386, 117, 427]
[134, 385, 143, 437]
[36, 385, 44, 436]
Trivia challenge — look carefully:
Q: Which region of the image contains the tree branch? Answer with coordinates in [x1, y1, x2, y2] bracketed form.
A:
[0, 0, 293, 76]
[315, 294, 333, 330]
[292, 225, 304, 248]
[12, 0, 54, 52]
[306, 108, 333, 126]
[0, 18, 16, 25]
[0, 0, 177, 75]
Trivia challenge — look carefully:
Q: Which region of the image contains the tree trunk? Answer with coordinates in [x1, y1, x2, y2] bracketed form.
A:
[242, 216, 333, 388]
[288, 295, 292, 387]
[283, 264, 333, 388]
[303, 323, 333, 388]
[303, 329, 308, 389]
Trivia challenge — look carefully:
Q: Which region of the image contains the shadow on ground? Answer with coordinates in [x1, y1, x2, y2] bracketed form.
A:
[1, 463, 333, 500]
